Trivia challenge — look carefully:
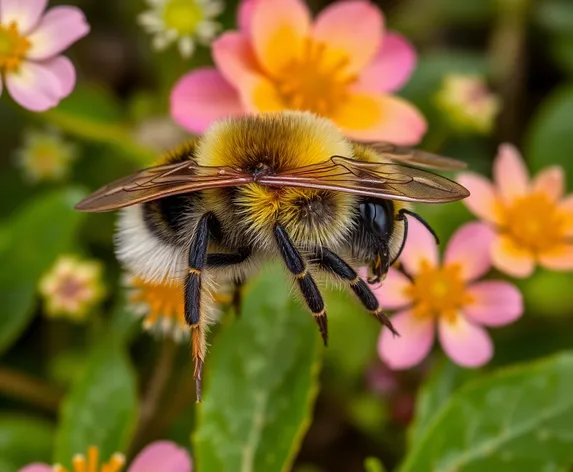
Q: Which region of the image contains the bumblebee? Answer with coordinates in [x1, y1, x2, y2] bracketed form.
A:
[76, 111, 469, 400]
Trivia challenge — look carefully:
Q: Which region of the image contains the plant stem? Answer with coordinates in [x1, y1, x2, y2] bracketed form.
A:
[130, 337, 178, 452]
[0, 365, 63, 413]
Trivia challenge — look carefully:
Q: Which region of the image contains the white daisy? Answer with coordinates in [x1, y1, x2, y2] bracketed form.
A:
[138, 0, 224, 58]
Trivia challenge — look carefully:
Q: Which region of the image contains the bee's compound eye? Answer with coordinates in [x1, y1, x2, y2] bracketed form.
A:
[359, 201, 392, 236]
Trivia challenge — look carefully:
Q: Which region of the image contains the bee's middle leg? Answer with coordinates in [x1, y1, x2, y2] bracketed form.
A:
[312, 247, 398, 336]
[274, 224, 328, 345]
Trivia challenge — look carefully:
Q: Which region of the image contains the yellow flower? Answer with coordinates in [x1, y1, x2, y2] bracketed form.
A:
[434, 74, 500, 135]
[15, 128, 78, 183]
[39, 255, 105, 321]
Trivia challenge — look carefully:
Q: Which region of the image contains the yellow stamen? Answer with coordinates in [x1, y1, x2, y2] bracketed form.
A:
[274, 36, 357, 116]
[502, 193, 567, 253]
[0, 21, 30, 72]
[405, 260, 474, 321]
[53, 447, 126, 472]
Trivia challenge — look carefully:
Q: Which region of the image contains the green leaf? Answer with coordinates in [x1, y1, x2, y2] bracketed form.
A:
[401, 352, 573, 472]
[54, 341, 138, 465]
[408, 358, 479, 446]
[194, 263, 322, 472]
[40, 84, 155, 166]
[364, 457, 387, 472]
[527, 85, 573, 187]
[0, 188, 86, 354]
[0, 414, 54, 469]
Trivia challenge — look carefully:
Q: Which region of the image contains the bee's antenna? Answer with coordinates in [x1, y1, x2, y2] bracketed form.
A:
[390, 209, 439, 267]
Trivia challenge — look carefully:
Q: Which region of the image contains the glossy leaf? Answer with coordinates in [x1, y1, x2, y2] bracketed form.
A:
[0, 188, 86, 355]
[194, 263, 322, 472]
[364, 456, 387, 472]
[54, 341, 138, 465]
[527, 85, 573, 187]
[408, 358, 479, 446]
[401, 352, 573, 471]
[0, 414, 54, 469]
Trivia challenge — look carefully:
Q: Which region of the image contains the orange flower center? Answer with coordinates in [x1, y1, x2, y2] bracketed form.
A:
[405, 261, 473, 321]
[502, 193, 566, 252]
[53, 446, 125, 472]
[130, 276, 187, 330]
[275, 38, 356, 115]
[0, 22, 30, 72]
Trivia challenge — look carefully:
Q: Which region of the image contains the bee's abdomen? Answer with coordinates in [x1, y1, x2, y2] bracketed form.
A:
[142, 194, 196, 246]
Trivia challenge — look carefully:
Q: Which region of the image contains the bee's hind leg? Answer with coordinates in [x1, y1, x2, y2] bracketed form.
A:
[274, 224, 328, 346]
[312, 247, 399, 337]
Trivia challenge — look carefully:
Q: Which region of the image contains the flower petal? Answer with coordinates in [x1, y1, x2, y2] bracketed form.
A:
[493, 143, 529, 203]
[26, 6, 90, 60]
[5, 60, 64, 111]
[39, 55, 76, 97]
[538, 244, 573, 271]
[128, 441, 192, 472]
[370, 267, 412, 310]
[491, 233, 535, 278]
[531, 166, 565, 202]
[378, 310, 434, 370]
[170, 68, 245, 134]
[0, 0, 47, 34]
[312, 1, 383, 75]
[356, 33, 416, 93]
[397, 215, 439, 276]
[239, 73, 285, 112]
[560, 194, 573, 237]
[18, 465, 52, 472]
[464, 281, 523, 326]
[438, 315, 493, 367]
[456, 172, 504, 225]
[332, 92, 426, 144]
[212, 32, 261, 89]
[443, 222, 495, 281]
[238, 0, 257, 33]
[250, 0, 310, 77]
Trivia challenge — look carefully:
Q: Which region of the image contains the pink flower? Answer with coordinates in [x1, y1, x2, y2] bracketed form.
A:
[20, 441, 192, 472]
[375, 219, 523, 369]
[458, 144, 573, 277]
[0, 0, 90, 111]
[170, 0, 426, 144]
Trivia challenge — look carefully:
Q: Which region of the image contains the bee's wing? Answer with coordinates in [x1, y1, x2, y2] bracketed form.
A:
[257, 156, 470, 203]
[355, 140, 467, 170]
[75, 161, 253, 212]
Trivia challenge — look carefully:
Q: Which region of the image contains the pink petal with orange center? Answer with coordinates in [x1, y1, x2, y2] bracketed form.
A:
[491, 233, 535, 278]
[238, 0, 257, 33]
[531, 166, 565, 202]
[212, 32, 261, 89]
[0, 0, 47, 35]
[438, 315, 493, 367]
[332, 92, 426, 144]
[559, 194, 573, 237]
[493, 143, 530, 204]
[397, 215, 439, 276]
[443, 222, 495, 281]
[312, 1, 383, 76]
[370, 267, 412, 310]
[538, 244, 573, 271]
[457, 172, 504, 225]
[18, 464, 51, 472]
[5, 59, 70, 111]
[356, 33, 416, 93]
[128, 441, 192, 472]
[40, 55, 76, 97]
[26, 6, 90, 60]
[170, 68, 245, 134]
[240, 73, 285, 112]
[250, 0, 311, 78]
[378, 309, 434, 370]
[464, 281, 523, 327]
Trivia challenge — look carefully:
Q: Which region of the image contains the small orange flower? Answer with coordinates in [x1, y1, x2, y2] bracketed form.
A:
[458, 144, 573, 277]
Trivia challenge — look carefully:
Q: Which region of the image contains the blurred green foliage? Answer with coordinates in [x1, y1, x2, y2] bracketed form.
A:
[1, 0, 573, 471]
